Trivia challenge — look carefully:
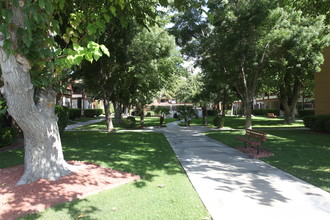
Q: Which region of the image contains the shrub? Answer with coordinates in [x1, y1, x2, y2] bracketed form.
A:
[325, 120, 330, 133]
[0, 127, 18, 147]
[84, 109, 99, 118]
[303, 115, 314, 128]
[178, 105, 195, 126]
[303, 115, 330, 132]
[298, 109, 315, 118]
[173, 112, 179, 118]
[236, 109, 243, 115]
[55, 105, 69, 135]
[69, 108, 81, 120]
[213, 116, 225, 128]
[312, 115, 330, 132]
[207, 110, 218, 116]
[146, 111, 155, 117]
[96, 108, 103, 116]
[122, 116, 136, 129]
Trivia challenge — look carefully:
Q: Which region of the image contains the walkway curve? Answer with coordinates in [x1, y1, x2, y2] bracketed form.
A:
[159, 122, 330, 220]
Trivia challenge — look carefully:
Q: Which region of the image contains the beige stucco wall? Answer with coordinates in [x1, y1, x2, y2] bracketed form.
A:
[315, 46, 330, 115]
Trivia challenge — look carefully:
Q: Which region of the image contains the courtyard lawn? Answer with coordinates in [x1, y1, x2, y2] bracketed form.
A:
[0, 132, 210, 220]
[206, 129, 330, 192]
[186, 115, 304, 129]
[75, 116, 178, 130]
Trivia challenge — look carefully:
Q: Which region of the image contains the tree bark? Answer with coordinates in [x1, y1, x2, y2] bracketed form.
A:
[113, 101, 122, 125]
[278, 78, 302, 124]
[244, 98, 253, 130]
[202, 104, 208, 126]
[104, 99, 114, 132]
[0, 50, 73, 185]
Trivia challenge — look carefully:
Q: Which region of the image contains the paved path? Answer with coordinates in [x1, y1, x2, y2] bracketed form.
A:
[65, 118, 105, 131]
[160, 122, 330, 220]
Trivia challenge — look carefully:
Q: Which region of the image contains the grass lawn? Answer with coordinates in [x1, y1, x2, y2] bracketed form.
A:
[0, 131, 210, 220]
[206, 130, 330, 192]
[186, 115, 304, 129]
[76, 116, 178, 130]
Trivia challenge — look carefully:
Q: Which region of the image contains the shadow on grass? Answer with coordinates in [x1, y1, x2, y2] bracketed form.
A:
[20, 198, 99, 220]
[61, 131, 183, 188]
[206, 129, 330, 192]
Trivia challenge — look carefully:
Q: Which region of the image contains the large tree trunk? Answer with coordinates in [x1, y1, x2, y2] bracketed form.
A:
[243, 99, 253, 130]
[278, 78, 302, 124]
[202, 104, 208, 126]
[113, 101, 122, 125]
[0, 50, 73, 185]
[104, 99, 114, 132]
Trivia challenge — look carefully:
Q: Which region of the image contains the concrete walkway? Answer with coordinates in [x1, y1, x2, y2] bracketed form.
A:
[65, 118, 105, 131]
[160, 122, 330, 220]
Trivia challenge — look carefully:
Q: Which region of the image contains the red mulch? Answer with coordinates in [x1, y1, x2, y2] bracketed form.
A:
[0, 161, 140, 220]
[236, 146, 274, 158]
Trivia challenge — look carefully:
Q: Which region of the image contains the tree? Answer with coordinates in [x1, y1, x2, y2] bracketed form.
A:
[0, 0, 172, 185]
[265, 9, 330, 123]
[127, 24, 181, 125]
[203, 0, 279, 129]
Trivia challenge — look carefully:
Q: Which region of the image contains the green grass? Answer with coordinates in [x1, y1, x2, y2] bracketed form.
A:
[186, 115, 304, 129]
[0, 131, 209, 220]
[206, 129, 330, 192]
[76, 117, 178, 130]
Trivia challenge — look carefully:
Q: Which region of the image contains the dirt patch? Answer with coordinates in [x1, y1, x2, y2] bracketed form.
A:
[236, 146, 274, 158]
[0, 161, 140, 220]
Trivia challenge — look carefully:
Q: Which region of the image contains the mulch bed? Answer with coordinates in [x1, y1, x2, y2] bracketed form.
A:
[236, 146, 274, 158]
[0, 161, 140, 220]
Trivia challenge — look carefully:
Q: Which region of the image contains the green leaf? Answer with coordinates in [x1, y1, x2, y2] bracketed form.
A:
[87, 24, 97, 35]
[85, 52, 93, 63]
[104, 14, 111, 22]
[39, 0, 46, 9]
[110, 6, 117, 16]
[100, 45, 110, 57]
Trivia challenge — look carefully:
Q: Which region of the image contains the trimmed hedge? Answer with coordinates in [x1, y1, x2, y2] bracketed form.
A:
[0, 127, 18, 147]
[55, 105, 69, 135]
[298, 109, 315, 118]
[207, 110, 218, 116]
[84, 109, 97, 118]
[252, 108, 280, 116]
[303, 115, 330, 133]
[69, 108, 81, 120]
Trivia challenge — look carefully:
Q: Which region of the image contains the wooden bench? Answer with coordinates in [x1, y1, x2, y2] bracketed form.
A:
[267, 113, 277, 118]
[236, 129, 267, 154]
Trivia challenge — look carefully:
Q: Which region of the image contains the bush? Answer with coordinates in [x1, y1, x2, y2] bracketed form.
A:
[303, 115, 314, 128]
[0, 127, 18, 147]
[69, 108, 81, 120]
[312, 115, 330, 132]
[303, 115, 330, 132]
[173, 112, 179, 118]
[298, 109, 315, 118]
[207, 110, 218, 116]
[213, 116, 225, 128]
[146, 111, 155, 117]
[122, 116, 136, 129]
[55, 105, 69, 135]
[96, 108, 103, 116]
[84, 109, 100, 118]
[325, 120, 330, 133]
